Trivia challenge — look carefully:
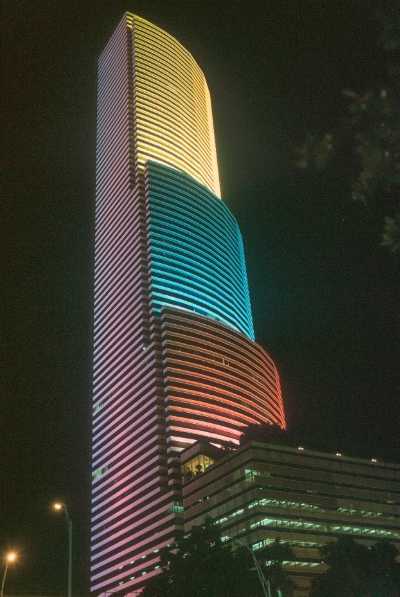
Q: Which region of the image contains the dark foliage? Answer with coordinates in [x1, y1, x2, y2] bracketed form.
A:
[240, 423, 290, 446]
[142, 520, 259, 597]
[294, 2, 400, 255]
[257, 539, 295, 596]
[142, 522, 295, 597]
[310, 538, 400, 597]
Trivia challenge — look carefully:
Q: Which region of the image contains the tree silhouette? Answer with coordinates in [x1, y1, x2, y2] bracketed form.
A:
[240, 423, 289, 446]
[310, 538, 400, 597]
[142, 520, 261, 597]
[142, 521, 298, 597]
[294, 2, 400, 255]
[258, 539, 295, 596]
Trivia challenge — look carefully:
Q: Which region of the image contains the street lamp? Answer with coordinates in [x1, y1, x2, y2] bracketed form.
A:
[1, 550, 18, 597]
[52, 501, 72, 597]
[232, 539, 272, 597]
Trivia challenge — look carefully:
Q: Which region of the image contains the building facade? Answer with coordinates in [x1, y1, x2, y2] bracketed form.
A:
[91, 14, 286, 595]
[181, 441, 400, 596]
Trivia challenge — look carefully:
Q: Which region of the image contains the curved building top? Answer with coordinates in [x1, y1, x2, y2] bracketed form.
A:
[145, 162, 255, 340]
[126, 13, 221, 197]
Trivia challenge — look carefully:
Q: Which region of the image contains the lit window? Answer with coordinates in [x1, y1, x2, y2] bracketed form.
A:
[171, 501, 184, 513]
[182, 453, 215, 477]
[92, 464, 109, 481]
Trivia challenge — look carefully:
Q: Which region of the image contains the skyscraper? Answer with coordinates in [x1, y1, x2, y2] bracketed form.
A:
[91, 13, 286, 595]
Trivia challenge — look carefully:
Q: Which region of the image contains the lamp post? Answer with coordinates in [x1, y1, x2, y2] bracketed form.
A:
[232, 539, 272, 597]
[1, 551, 18, 597]
[52, 501, 72, 597]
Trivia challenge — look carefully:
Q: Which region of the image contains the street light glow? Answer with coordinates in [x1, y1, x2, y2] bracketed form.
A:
[1, 550, 19, 597]
[5, 551, 18, 564]
[52, 501, 63, 512]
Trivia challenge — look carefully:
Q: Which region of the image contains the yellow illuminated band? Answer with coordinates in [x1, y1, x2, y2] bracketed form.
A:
[126, 13, 221, 197]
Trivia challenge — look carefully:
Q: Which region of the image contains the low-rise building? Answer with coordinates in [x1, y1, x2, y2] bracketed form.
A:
[181, 440, 400, 596]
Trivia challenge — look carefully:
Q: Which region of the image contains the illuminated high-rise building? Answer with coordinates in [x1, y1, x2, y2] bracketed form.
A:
[91, 13, 286, 595]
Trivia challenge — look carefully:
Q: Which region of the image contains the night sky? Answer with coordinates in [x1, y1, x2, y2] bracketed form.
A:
[3, 1, 399, 594]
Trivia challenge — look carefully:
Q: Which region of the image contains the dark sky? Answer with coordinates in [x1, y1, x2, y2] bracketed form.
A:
[3, 1, 399, 594]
